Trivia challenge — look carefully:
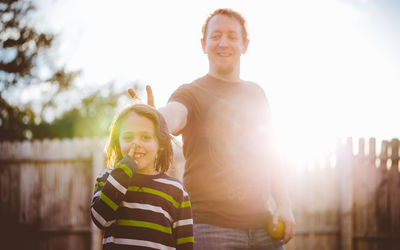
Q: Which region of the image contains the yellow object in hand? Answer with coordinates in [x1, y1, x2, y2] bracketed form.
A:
[267, 220, 285, 239]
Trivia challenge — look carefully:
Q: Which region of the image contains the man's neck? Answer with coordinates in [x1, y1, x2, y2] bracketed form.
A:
[208, 71, 240, 82]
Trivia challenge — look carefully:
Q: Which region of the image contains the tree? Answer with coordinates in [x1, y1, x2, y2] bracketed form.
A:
[0, 0, 143, 141]
[0, 0, 78, 140]
[31, 81, 141, 139]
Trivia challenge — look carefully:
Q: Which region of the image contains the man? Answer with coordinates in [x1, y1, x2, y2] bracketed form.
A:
[129, 8, 295, 249]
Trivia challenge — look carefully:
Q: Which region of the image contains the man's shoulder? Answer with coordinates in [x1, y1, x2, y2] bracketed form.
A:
[182, 75, 208, 87]
[170, 75, 208, 97]
[173, 76, 202, 90]
[240, 80, 270, 104]
[241, 79, 262, 88]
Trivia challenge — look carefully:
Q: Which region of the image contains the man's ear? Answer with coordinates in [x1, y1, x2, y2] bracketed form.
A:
[201, 38, 207, 54]
[242, 39, 249, 54]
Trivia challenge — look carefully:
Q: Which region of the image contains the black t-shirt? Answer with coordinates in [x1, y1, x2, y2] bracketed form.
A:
[169, 74, 275, 229]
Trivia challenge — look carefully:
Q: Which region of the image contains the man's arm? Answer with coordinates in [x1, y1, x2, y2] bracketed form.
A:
[159, 101, 188, 135]
[128, 86, 188, 135]
[270, 158, 296, 245]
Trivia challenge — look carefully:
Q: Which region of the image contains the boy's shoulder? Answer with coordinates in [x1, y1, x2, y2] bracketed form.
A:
[96, 168, 112, 180]
[152, 174, 187, 193]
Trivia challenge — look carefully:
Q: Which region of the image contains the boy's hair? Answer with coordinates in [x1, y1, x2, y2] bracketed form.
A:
[202, 8, 249, 42]
[105, 104, 173, 173]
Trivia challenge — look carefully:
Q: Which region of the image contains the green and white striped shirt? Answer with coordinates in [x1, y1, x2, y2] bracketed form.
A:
[91, 156, 193, 250]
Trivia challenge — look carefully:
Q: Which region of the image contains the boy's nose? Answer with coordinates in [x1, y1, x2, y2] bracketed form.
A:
[130, 142, 139, 151]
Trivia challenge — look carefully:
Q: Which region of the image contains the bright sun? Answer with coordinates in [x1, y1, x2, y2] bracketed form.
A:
[37, 0, 400, 164]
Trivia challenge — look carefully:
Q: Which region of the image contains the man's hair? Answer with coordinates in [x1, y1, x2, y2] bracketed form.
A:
[202, 8, 248, 42]
[105, 104, 173, 173]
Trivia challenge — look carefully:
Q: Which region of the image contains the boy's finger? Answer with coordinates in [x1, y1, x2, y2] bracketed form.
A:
[128, 144, 136, 158]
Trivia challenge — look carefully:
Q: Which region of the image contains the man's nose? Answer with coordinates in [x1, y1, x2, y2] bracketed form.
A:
[218, 35, 229, 47]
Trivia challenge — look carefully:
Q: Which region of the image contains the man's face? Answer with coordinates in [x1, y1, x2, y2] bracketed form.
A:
[202, 14, 249, 76]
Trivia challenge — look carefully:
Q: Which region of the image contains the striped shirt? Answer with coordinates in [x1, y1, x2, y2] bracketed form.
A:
[91, 156, 193, 250]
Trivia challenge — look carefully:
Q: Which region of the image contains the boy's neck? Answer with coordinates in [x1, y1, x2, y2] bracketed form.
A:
[137, 169, 159, 175]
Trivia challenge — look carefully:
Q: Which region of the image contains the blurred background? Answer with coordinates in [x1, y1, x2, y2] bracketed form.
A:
[0, 0, 399, 249]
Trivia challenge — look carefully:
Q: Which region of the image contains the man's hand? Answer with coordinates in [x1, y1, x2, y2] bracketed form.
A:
[128, 85, 154, 107]
[128, 85, 188, 135]
[271, 206, 295, 245]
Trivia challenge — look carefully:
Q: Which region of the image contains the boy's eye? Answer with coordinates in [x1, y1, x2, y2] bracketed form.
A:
[142, 135, 152, 140]
[123, 135, 133, 141]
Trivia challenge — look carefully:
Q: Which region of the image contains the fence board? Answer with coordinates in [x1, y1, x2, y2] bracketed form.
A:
[0, 139, 99, 250]
[367, 138, 379, 250]
[388, 139, 400, 250]
[377, 140, 392, 250]
[1, 137, 400, 250]
[337, 138, 353, 250]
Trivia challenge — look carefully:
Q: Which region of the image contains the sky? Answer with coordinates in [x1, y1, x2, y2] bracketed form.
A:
[29, 0, 400, 161]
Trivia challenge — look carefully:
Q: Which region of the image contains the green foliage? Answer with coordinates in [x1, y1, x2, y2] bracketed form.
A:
[0, 0, 140, 141]
[31, 83, 140, 139]
[0, 0, 61, 86]
[0, 94, 35, 140]
[0, 0, 79, 140]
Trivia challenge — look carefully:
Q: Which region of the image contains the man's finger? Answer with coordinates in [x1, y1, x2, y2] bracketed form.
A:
[271, 215, 279, 231]
[281, 222, 294, 245]
[146, 85, 154, 107]
[128, 88, 142, 104]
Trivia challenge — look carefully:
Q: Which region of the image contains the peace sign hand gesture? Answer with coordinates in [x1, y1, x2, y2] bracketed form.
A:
[128, 85, 155, 107]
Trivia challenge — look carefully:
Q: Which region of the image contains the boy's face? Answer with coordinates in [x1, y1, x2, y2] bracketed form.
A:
[119, 112, 159, 175]
[201, 14, 249, 76]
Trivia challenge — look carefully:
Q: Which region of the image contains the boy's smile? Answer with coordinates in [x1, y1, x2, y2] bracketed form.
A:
[119, 111, 159, 175]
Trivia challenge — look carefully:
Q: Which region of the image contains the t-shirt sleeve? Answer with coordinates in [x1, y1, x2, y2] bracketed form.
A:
[253, 83, 280, 168]
[168, 84, 196, 135]
[168, 84, 194, 115]
[90, 156, 138, 230]
[174, 186, 194, 250]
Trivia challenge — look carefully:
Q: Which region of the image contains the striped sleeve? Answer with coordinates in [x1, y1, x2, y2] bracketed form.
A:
[90, 156, 138, 230]
[174, 187, 193, 250]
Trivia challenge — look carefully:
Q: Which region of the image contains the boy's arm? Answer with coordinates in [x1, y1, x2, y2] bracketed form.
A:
[90, 155, 138, 230]
[174, 191, 194, 250]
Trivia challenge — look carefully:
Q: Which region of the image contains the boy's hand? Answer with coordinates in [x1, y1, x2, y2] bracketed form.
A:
[128, 144, 136, 160]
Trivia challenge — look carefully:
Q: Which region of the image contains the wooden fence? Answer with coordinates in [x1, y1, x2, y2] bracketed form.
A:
[285, 138, 400, 250]
[0, 138, 399, 250]
[0, 138, 103, 250]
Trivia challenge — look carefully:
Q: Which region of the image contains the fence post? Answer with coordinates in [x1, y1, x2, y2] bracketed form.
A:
[91, 138, 105, 250]
[337, 138, 353, 250]
[389, 139, 400, 233]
